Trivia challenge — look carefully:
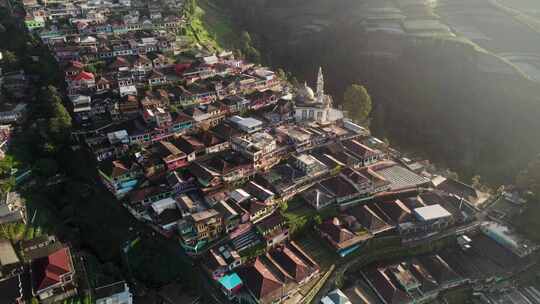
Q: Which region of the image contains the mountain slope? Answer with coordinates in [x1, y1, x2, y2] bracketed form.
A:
[211, 0, 540, 184]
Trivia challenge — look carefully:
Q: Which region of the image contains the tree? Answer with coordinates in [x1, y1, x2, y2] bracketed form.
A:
[239, 31, 261, 63]
[48, 101, 72, 142]
[2, 50, 19, 71]
[275, 68, 288, 81]
[343, 84, 372, 125]
[42, 86, 72, 143]
[0, 177, 15, 195]
[35, 158, 58, 177]
[471, 175, 482, 189]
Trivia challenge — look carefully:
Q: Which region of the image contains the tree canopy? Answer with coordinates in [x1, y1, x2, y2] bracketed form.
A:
[343, 84, 372, 125]
[43, 86, 72, 143]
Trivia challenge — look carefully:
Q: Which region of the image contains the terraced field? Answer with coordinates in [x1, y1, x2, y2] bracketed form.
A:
[436, 0, 540, 82]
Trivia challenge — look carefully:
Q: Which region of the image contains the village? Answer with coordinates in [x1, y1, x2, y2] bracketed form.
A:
[0, 0, 540, 303]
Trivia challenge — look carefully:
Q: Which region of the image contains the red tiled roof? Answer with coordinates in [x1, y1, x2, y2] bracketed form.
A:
[238, 258, 283, 301]
[70, 71, 95, 81]
[31, 247, 72, 292]
[65, 60, 84, 71]
[319, 217, 355, 245]
[269, 245, 309, 283]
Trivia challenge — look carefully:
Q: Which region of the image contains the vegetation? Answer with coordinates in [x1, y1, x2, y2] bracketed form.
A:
[342, 84, 372, 125]
[239, 242, 266, 260]
[188, 0, 262, 62]
[281, 197, 317, 237]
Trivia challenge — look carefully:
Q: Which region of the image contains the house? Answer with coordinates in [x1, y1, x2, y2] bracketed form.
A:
[0, 103, 28, 124]
[244, 181, 275, 205]
[170, 112, 194, 134]
[95, 281, 133, 304]
[217, 272, 243, 299]
[321, 289, 353, 304]
[236, 242, 320, 304]
[294, 154, 327, 175]
[215, 199, 240, 233]
[318, 217, 371, 257]
[148, 52, 171, 68]
[372, 200, 413, 227]
[98, 160, 142, 198]
[118, 95, 139, 117]
[432, 175, 490, 207]
[30, 246, 77, 302]
[220, 96, 250, 114]
[182, 209, 223, 245]
[229, 116, 263, 134]
[195, 131, 230, 154]
[148, 69, 167, 85]
[236, 257, 285, 304]
[95, 76, 111, 93]
[19, 235, 62, 262]
[409, 204, 453, 231]
[302, 184, 335, 210]
[174, 135, 206, 162]
[267, 242, 320, 285]
[342, 139, 384, 167]
[69, 95, 92, 122]
[362, 266, 412, 304]
[256, 212, 288, 248]
[166, 171, 196, 193]
[64, 61, 84, 77]
[204, 244, 242, 279]
[67, 71, 96, 91]
[188, 162, 221, 189]
[231, 132, 278, 170]
[128, 184, 173, 212]
[346, 205, 393, 236]
[154, 140, 188, 171]
[319, 176, 362, 205]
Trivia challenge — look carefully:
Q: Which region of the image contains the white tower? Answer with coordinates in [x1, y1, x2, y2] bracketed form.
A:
[316, 66, 324, 104]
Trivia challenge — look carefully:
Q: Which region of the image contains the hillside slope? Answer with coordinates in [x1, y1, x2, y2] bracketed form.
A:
[210, 0, 540, 184]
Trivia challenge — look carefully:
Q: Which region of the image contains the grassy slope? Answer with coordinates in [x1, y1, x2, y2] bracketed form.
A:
[197, 0, 241, 49]
[185, 0, 240, 51]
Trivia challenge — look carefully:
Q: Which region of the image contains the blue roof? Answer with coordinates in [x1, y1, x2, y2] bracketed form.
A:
[218, 273, 243, 290]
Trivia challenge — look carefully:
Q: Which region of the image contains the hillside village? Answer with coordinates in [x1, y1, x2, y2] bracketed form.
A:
[0, 0, 539, 304]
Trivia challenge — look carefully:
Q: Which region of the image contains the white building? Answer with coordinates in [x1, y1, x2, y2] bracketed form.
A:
[231, 131, 277, 168]
[0, 103, 27, 124]
[294, 67, 343, 125]
[229, 115, 263, 134]
[321, 289, 352, 304]
[95, 281, 133, 304]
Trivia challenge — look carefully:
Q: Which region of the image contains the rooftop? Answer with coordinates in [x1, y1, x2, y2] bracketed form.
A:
[0, 239, 19, 267]
[413, 204, 452, 222]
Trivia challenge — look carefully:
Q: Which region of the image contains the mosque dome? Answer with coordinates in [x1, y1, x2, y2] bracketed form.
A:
[295, 83, 316, 103]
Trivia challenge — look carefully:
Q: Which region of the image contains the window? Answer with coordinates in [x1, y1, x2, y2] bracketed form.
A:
[301, 110, 307, 119]
[309, 109, 314, 118]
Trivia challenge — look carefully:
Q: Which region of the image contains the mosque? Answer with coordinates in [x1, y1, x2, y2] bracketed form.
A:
[293, 67, 343, 125]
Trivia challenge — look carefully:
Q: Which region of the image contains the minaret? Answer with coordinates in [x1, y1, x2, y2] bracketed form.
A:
[316, 66, 324, 104]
